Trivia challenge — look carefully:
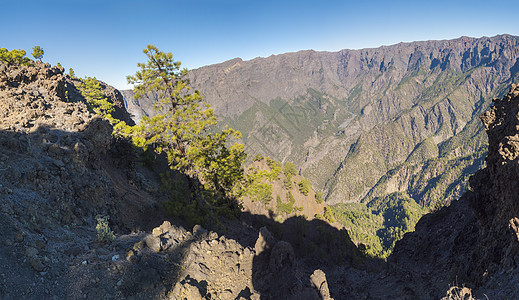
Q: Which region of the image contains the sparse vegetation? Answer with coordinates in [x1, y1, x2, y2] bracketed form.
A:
[31, 46, 44, 62]
[298, 179, 311, 196]
[0, 48, 31, 66]
[95, 215, 115, 243]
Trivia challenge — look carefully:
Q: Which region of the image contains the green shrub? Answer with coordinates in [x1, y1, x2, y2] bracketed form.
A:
[77, 77, 119, 124]
[323, 207, 335, 223]
[248, 182, 273, 204]
[298, 179, 311, 196]
[0, 48, 31, 66]
[95, 215, 115, 243]
[315, 191, 323, 204]
[276, 191, 296, 215]
[31, 46, 44, 62]
[283, 162, 297, 176]
[265, 157, 282, 181]
[283, 173, 293, 189]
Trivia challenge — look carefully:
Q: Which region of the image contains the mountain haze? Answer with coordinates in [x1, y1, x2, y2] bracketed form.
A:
[124, 34, 519, 208]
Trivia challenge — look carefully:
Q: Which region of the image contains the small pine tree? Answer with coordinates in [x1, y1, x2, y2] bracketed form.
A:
[77, 77, 118, 124]
[95, 215, 115, 243]
[283, 162, 297, 176]
[324, 207, 335, 223]
[31, 46, 44, 62]
[68, 68, 76, 78]
[315, 191, 323, 204]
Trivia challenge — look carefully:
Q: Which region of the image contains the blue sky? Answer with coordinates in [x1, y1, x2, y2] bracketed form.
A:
[1, 0, 518, 90]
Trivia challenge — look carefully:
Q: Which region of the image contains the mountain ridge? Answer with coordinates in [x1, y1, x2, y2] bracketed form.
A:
[124, 34, 519, 208]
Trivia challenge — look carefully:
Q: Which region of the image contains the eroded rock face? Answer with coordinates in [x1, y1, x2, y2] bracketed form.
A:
[390, 84, 519, 298]
[310, 269, 333, 300]
[167, 224, 325, 300]
[0, 61, 165, 299]
[467, 83, 519, 285]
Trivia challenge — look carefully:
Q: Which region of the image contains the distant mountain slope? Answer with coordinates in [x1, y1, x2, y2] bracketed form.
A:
[241, 157, 330, 224]
[124, 34, 519, 207]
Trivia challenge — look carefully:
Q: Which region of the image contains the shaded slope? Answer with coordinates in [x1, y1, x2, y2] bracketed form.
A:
[390, 84, 519, 298]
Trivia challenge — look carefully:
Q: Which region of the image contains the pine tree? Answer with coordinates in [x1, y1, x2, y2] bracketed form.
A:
[31, 46, 44, 62]
[116, 45, 247, 223]
[77, 77, 118, 124]
[0, 48, 31, 65]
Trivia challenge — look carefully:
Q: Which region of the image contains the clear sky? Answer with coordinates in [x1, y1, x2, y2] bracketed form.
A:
[1, 0, 518, 90]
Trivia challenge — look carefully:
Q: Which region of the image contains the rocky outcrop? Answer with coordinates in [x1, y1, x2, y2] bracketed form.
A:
[0, 61, 165, 299]
[389, 84, 519, 298]
[467, 83, 519, 287]
[154, 223, 325, 299]
[310, 269, 333, 300]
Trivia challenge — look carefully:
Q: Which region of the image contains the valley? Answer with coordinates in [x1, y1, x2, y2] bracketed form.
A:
[125, 35, 519, 207]
[124, 34, 519, 256]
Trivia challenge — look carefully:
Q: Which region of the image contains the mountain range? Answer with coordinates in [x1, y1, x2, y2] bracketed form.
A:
[124, 34, 519, 209]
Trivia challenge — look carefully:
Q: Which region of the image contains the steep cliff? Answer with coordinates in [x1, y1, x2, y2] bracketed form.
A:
[389, 84, 519, 298]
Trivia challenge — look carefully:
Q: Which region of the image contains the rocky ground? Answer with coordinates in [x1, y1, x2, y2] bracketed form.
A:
[0, 61, 340, 299]
[1, 61, 519, 299]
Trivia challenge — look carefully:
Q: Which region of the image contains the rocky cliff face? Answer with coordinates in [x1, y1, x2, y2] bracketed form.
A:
[124, 35, 519, 209]
[0, 60, 182, 298]
[389, 84, 519, 298]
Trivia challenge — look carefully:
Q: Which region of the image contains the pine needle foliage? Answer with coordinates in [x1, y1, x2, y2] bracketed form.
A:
[116, 45, 247, 226]
[0, 48, 31, 66]
[31, 46, 44, 62]
[77, 77, 118, 124]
